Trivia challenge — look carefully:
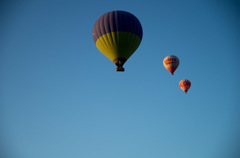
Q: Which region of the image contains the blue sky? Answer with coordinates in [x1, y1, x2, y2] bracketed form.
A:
[1, 0, 240, 158]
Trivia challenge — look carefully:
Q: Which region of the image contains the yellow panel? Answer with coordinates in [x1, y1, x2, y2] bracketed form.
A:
[95, 32, 141, 62]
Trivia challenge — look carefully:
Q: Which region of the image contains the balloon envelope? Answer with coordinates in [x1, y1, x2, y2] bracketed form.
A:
[163, 55, 179, 75]
[179, 79, 191, 93]
[93, 10, 143, 71]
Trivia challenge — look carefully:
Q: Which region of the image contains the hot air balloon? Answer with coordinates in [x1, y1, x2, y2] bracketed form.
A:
[92, 10, 143, 71]
[179, 79, 191, 94]
[163, 55, 179, 75]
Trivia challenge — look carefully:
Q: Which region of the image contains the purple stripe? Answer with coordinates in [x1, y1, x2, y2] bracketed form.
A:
[93, 10, 143, 43]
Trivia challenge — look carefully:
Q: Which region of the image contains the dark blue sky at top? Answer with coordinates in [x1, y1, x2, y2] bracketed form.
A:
[1, 0, 240, 158]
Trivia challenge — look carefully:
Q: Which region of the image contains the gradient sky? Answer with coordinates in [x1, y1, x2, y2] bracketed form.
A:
[1, 0, 240, 158]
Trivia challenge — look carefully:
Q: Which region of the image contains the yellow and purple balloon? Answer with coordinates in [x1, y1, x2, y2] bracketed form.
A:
[93, 10, 143, 71]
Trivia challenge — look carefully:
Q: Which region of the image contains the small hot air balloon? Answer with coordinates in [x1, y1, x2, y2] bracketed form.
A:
[179, 79, 191, 94]
[93, 10, 143, 71]
[163, 55, 179, 75]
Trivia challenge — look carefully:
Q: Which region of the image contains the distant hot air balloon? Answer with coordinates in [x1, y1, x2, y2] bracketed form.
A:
[179, 79, 191, 94]
[93, 10, 143, 71]
[163, 55, 179, 75]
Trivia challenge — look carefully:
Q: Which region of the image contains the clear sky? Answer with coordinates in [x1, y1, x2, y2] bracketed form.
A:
[1, 0, 240, 158]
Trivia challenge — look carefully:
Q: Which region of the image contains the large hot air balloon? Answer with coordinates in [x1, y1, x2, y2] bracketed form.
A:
[179, 79, 191, 94]
[93, 10, 143, 71]
[163, 55, 179, 75]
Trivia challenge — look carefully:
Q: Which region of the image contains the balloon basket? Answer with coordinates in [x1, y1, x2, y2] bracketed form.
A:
[116, 67, 125, 72]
